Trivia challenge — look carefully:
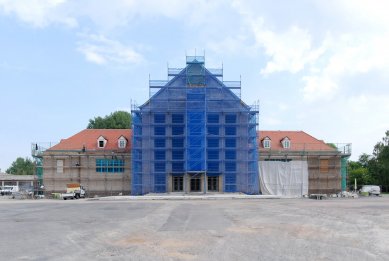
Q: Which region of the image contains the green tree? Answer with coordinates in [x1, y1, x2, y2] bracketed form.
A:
[87, 111, 132, 129]
[6, 157, 35, 175]
[348, 159, 372, 188]
[326, 143, 338, 149]
[369, 130, 389, 191]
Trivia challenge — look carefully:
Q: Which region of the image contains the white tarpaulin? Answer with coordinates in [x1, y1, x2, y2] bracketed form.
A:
[259, 161, 309, 197]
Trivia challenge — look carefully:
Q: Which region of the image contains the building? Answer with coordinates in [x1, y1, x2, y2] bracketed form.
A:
[258, 131, 351, 195]
[33, 129, 131, 197]
[32, 57, 351, 197]
[32, 129, 351, 196]
[131, 56, 260, 195]
[0, 173, 36, 190]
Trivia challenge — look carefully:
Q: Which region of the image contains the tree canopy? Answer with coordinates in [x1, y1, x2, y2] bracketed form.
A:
[87, 111, 132, 129]
[6, 157, 35, 175]
[348, 131, 389, 192]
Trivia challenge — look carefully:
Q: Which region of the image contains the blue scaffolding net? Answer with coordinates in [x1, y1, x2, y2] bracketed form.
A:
[131, 56, 259, 195]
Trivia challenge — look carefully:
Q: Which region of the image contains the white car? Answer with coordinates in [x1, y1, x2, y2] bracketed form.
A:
[0, 186, 19, 196]
[360, 185, 381, 196]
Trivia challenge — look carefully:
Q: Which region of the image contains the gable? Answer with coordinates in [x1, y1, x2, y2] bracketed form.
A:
[141, 62, 250, 112]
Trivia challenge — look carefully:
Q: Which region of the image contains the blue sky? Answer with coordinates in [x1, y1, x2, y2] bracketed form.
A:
[1, 0, 389, 171]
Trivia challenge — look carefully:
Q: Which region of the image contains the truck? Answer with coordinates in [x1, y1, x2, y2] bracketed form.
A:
[360, 185, 381, 196]
[61, 183, 86, 200]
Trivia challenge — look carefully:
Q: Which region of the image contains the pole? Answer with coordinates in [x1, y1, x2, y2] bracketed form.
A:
[354, 178, 357, 192]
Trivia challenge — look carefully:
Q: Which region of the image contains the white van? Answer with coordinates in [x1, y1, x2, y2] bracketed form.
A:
[360, 185, 381, 196]
[0, 186, 19, 196]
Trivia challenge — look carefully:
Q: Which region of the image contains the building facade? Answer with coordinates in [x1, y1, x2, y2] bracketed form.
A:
[131, 56, 260, 195]
[33, 129, 351, 196]
[258, 131, 351, 195]
[34, 129, 131, 197]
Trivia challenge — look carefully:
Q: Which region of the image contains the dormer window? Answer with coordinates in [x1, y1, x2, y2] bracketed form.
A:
[118, 136, 127, 149]
[97, 136, 107, 148]
[262, 137, 271, 149]
[281, 137, 290, 149]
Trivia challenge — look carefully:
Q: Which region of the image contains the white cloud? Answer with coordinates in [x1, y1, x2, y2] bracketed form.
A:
[77, 34, 143, 65]
[0, 0, 223, 29]
[229, 1, 389, 103]
[0, 0, 77, 28]
[251, 21, 323, 75]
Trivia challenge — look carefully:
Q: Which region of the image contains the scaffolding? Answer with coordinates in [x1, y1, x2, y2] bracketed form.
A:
[31, 142, 54, 195]
[31, 142, 131, 197]
[259, 142, 352, 194]
[131, 56, 259, 195]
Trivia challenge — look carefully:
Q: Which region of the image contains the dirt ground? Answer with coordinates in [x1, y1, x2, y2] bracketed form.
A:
[0, 195, 388, 260]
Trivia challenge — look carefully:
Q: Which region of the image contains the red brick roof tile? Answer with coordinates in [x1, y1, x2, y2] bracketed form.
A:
[49, 129, 131, 152]
[257, 130, 335, 151]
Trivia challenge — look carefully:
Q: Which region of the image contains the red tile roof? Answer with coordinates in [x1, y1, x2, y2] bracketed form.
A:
[48, 129, 131, 152]
[48, 129, 334, 153]
[257, 130, 335, 151]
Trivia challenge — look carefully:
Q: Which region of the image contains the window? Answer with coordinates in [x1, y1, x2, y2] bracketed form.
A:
[225, 126, 236, 135]
[154, 138, 165, 148]
[187, 93, 205, 100]
[154, 150, 165, 160]
[225, 114, 237, 124]
[118, 136, 127, 149]
[225, 162, 236, 171]
[190, 177, 201, 192]
[320, 159, 329, 173]
[207, 114, 219, 124]
[172, 114, 184, 124]
[281, 137, 290, 149]
[207, 126, 219, 135]
[96, 159, 124, 173]
[225, 150, 236, 160]
[172, 162, 184, 172]
[263, 137, 271, 149]
[172, 126, 184, 135]
[154, 126, 165, 136]
[173, 176, 184, 191]
[97, 136, 106, 148]
[207, 150, 219, 160]
[172, 138, 184, 148]
[172, 150, 184, 160]
[225, 138, 236, 148]
[154, 162, 165, 172]
[208, 177, 219, 191]
[207, 138, 219, 148]
[207, 161, 219, 171]
[56, 160, 63, 174]
[154, 114, 165, 123]
[154, 173, 165, 185]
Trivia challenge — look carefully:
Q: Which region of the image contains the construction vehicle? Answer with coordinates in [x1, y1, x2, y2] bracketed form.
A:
[61, 183, 86, 200]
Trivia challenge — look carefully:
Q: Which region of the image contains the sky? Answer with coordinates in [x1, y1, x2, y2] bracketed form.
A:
[1, 0, 389, 171]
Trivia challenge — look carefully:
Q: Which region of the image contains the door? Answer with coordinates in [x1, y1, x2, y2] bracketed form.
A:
[190, 176, 201, 192]
[173, 176, 184, 192]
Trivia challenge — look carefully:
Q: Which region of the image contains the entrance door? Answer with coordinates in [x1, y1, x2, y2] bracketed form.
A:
[190, 176, 201, 192]
[173, 176, 183, 192]
[208, 176, 219, 192]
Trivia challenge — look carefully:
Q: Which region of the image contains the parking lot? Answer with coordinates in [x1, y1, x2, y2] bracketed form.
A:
[1, 196, 388, 260]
